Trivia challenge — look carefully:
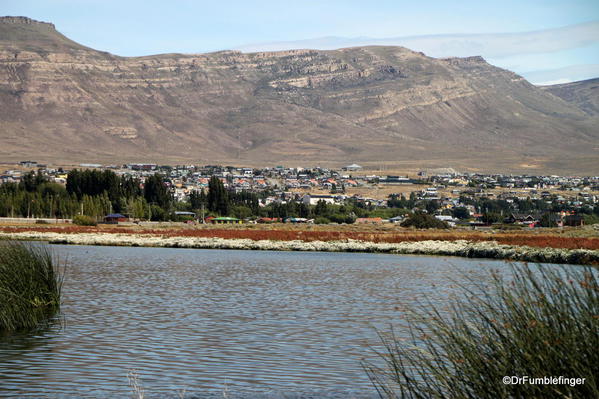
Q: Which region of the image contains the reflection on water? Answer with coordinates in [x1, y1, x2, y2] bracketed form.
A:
[0, 245, 508, 398]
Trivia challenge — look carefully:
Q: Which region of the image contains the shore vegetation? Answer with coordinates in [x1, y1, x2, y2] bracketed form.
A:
[365, 263, 599, 398]
[0, 242, 63, 332]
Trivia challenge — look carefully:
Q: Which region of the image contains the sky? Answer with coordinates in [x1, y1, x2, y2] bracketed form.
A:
[3, 0, 599, 84]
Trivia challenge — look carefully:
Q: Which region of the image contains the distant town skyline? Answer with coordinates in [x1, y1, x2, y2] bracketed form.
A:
[3, 0, 599, 84]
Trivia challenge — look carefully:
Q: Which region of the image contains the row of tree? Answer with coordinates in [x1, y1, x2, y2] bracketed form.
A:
[3, 170, 596, 226]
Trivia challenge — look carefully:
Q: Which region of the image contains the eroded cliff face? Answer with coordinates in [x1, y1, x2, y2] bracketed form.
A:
[1, 17, 598, 173]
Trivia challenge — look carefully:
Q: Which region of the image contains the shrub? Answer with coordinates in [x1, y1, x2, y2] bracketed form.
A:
[583, 214, 599, 225]
[481, 212, 502, 224]
[364, 264, 599, 398]
[72, 214, 97, 226]
[314, 216, 331, 224]
[35, 219, 49, 224]
[329, 213, 356, 224]
[539, 213, 558, 227]
[401, 213, 449, 229]
[0, 242, 63, 331]
[452, 206, 470, 220]
[149, 204, 167, 221]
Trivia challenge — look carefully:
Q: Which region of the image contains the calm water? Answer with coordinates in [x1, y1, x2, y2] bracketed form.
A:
[1, 245, 515, 398]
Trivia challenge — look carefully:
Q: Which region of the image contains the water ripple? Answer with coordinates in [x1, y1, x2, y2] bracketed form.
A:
[0, 246, 509, 398]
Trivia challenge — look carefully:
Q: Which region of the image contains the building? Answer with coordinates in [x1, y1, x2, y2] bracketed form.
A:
[343, 163, 363, 171]
[504, 213, 540, 227]
[210, 217, 242, 224]
[302, 194, 337, 206]
[104, 213, 128, 223]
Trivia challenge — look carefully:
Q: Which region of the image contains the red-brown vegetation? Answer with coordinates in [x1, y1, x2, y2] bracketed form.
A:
[1, 225, 598, 250]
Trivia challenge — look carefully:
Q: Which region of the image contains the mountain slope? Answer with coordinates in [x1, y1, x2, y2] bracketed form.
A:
[1, 16, 598, 173]
[541, 78, 599, 116]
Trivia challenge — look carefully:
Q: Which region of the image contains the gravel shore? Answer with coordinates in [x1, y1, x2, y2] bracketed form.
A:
[1, 231, 597, 265]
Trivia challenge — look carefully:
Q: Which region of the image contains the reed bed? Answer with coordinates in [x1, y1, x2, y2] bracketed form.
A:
[0, 242, 63, 332]
[364, 264, 599, 398]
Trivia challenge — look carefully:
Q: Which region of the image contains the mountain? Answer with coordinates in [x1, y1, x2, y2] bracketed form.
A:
[234, 22, 599, 85]
[541, 78, 599, 116]
[1, 16, 598, 174]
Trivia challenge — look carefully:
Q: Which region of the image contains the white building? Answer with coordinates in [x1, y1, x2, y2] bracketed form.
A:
[302, 194, 337, 206]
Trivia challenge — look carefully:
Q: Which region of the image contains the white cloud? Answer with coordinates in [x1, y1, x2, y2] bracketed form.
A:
[523, 64, 599, 85]
[534, 78, 574, 86]
[234, 21, 599, 83]
[235, 21, 599, 58]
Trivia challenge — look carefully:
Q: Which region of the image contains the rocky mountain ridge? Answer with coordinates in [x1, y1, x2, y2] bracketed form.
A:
[1, 16, 598, 173]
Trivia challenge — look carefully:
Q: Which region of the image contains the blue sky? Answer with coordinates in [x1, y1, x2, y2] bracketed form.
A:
[4, 0, 599, 83]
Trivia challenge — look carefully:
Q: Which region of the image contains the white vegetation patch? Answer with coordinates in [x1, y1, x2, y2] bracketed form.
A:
[0, 231, 597, 265]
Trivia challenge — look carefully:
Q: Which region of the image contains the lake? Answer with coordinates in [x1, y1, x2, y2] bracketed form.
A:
[1, 245, 517, 398]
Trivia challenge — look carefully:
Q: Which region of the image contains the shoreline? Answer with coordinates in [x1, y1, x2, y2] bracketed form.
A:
[1, 231, 598, 265]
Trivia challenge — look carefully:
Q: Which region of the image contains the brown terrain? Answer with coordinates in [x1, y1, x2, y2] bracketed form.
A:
[1, 223, 598, 251]
[1, 16, 598, 173]
[541, 78, 599, 117]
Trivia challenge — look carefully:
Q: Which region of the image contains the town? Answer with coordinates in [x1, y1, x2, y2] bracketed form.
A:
[1, 160, 598, 228]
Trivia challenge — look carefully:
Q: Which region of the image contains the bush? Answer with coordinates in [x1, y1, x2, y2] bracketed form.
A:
[583, 214, 599, 225]
[35, 219, 49, 224]
[72, 214, 97, 226]
[452, 206, 470, 220]
[149, 204, 167, 221]
[482, 212, 502, 224]
[364, 264, 599, 398]
[329, 213, 356, 224]
[401, 213, 448, 229]
[0, 242, 63, 331]
[539, 213, 558, 227]
[314, 216, 331, 224]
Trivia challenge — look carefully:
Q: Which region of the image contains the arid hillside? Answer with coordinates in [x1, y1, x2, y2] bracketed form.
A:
[1, 17, 598, 173]
[541, 78, 599, 117]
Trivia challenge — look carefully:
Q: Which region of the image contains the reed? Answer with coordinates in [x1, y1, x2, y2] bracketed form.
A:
[364, 263, 599, 398]
[0, 242, 63, 332]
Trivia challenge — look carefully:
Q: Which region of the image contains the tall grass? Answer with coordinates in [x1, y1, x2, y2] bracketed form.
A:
[0, 242, 63, 332]
[364, 264, 599, 398]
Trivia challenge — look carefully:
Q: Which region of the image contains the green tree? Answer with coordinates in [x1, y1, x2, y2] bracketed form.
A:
[452, 207, 470, 220]
[482, 212, 502, 224]
[401, 213, 448, 229]
[313, 200, 328, 217]
[207, 176, 229, 215]
[539, 213, 558, 227]
[144, 174, 171, 210]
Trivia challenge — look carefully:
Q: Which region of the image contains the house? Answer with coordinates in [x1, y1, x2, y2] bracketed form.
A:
[284, 217, 312, 223]
[104, 213, 128, 223]
[380, 175, 411, 184]
[343, 163, 363, 171]
[435, 215, 457, 227]
[504, 213, 540, 227]
[174, 211, 196, 221]
[19, 160, 38, 168]
[388, 215, 405, 223]
[302, 194, 336, 206]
